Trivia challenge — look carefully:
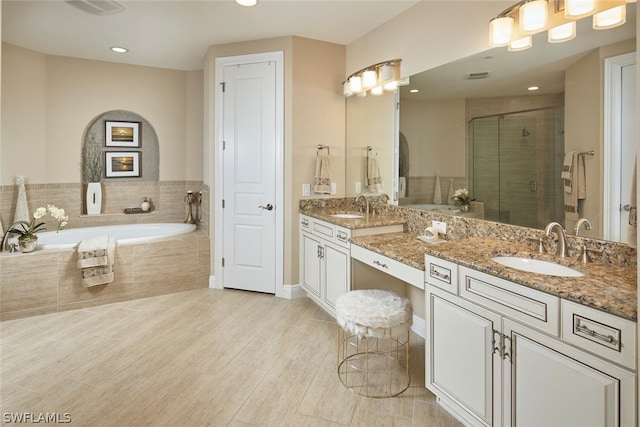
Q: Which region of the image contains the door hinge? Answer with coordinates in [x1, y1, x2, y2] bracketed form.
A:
[223, 140, 226, 150]
[222, 199, 225, 209]
[222, 257, 225, 267]
[220, 82, 226, 92]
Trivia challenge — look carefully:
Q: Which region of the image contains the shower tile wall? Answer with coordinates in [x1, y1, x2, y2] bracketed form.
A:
[0, 181, 209, 235]
[400, 176, 468, 205]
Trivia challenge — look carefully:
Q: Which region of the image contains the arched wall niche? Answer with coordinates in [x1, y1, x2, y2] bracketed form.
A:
[81, 110, 160, 182]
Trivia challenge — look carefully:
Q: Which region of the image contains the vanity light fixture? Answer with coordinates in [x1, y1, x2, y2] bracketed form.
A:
[110, 46, 128, 53]
[342, 59, 403, 97]
[342, 59, 402, 97]
[489, 0, 628, 51]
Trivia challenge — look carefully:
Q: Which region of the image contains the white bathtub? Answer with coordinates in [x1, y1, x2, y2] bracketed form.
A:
[36, 223, 197, 250]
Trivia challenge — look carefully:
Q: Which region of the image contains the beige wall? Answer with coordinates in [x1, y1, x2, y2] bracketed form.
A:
[1, 43, 203, 185]
[204, 36, 346, 286]
[346, 1, 512, 79]
[565, 38, 635, 236]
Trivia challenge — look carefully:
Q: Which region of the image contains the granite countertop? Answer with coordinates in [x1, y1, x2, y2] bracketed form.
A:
[350, 232, 637, 321]
[300, 209, 406, 229]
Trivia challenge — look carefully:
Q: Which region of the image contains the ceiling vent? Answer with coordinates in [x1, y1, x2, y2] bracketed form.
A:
[467, 71, 491, 80]
[65, 0, 125, 15]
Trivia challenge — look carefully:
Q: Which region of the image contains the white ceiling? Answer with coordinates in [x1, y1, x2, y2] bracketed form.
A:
[2, 0, 419, 71]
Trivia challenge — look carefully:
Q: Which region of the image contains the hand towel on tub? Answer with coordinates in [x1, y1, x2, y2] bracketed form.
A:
[78, 236, 116, 287]
[77, 235, 110, 268]
[367, 153, 383, 193]
[313, 154, 331, 194]
[562, 152, 586, 221]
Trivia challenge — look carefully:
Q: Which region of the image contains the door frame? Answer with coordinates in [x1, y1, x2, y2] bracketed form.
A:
[214, 51, 284, 296]
[603, 51, 635, 241]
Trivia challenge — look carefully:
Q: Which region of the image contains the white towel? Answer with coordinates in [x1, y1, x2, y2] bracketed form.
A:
[13, 176, 30, 224]
[433, 173, 442, 204]
[563, 152, 586, 221]
[366, 154, 383, 193]
[447, 179, 455, 205]
[313, 154, 331, 194]
[78, 236, 116, 287]
[628, 156, 637, 247]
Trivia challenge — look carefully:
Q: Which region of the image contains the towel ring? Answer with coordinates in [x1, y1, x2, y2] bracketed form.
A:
[317, 145, 330, 155]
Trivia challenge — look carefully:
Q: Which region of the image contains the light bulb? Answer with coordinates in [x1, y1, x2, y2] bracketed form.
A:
[489, 16, 514, 46]
[548, 22, 576, 43]
[593, 5, 626, 30]
[349, 76, 362, 93]
[362, 70, 377, 89]
[519, 0, 548, 33]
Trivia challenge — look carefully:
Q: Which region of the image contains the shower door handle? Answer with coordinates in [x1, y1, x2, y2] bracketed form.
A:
[259, 204, 274, 211]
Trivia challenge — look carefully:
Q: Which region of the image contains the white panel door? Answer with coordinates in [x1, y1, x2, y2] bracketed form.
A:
[222, 61, 276, 293]
[427, 290, 501, 426]
[503, 319, 635, 427]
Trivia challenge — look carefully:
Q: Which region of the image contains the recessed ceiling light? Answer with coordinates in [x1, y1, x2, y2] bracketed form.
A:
[528, 86, 540, 91]
[409, 89, 419, 93]
[235, 0, 257, 6]
[110, 46, 128, 53]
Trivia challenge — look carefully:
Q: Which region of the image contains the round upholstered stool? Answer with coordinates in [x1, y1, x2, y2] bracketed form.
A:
[336, 289, 412, 398]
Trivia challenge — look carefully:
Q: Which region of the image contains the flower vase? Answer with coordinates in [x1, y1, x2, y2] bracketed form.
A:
[86, 182, 102, 215]
[460, 204, 469, 212]
[18, 236, 38, 253]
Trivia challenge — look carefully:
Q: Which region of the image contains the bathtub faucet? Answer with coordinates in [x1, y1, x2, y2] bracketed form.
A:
[1, 221, 29, 252]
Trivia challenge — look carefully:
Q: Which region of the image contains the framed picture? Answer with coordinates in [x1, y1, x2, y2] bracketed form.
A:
[105, 152, 140, 177]
[105, 121, 140, 147]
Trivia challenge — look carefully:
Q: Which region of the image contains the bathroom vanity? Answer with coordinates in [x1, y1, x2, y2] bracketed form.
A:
[299, 212, 403, 315]
[425, 253, 636, 427]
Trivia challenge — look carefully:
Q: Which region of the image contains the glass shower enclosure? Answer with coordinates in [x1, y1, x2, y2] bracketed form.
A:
[468, 107, 565, 230]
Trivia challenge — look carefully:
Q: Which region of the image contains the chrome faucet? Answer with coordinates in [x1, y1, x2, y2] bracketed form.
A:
[378, 193, 390, 204]
[574, 218, 592, 236]
[355, 194, 369, 217]
[1, 221, 29, 252]
[544, 222, 569, 257]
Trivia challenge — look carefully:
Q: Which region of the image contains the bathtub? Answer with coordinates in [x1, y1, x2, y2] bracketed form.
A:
[37, 222, 197, 250]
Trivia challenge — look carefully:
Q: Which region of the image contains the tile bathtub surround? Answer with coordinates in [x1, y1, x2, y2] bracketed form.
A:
[299, 197, 636, 267]
[0, 288, 463, 427]
[0, 233, 210, 321]
[0, 181, 209, 235]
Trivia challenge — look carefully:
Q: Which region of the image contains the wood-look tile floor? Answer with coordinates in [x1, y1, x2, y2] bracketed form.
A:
[0, 288, 463, 426]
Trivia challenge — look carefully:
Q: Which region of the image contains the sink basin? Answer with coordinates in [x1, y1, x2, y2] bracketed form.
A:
[491, 256, 584, 277]
[330, 213, 364, 219]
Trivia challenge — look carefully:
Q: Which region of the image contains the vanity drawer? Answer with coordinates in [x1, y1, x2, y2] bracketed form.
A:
[335, 226, 351, 249]
[351, 244, 424, 290]
[459, 266, 560, 336]
[561, 299, 636, 370]
[310, 217, 335, 240]
[425, 255, 458, 294]
[300, 214, 311, 231]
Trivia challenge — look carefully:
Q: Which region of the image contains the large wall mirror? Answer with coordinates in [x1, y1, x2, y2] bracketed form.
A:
[346, 2, 636, 244]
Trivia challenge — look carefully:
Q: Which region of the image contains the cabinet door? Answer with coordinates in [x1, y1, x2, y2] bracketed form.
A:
[503, 319, 636, 427]
[427, 288, 502, 427]
[301, 233, 322, 298]
[323, 241, 350, 310]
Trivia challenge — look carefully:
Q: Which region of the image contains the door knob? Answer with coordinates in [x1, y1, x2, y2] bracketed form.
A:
[259, 203, 274, 211]
[623, 204, 631, 212]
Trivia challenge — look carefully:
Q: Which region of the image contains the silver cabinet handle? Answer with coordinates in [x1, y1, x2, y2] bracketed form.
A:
[373, 260, 388, 269]
[259, 204, 274, 211]
[430, 265, 450, 282]
[575, 323, 616, 344]
[337, 231, 348, 242]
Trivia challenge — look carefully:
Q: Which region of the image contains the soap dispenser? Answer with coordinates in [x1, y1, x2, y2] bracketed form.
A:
[141, 197, 150, 212]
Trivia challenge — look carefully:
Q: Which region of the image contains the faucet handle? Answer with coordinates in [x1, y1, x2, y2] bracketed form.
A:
[528, 237, 547, 254]
[577, 245, 592, 264]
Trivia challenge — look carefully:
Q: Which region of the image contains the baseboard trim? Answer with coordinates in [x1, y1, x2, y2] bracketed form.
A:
[411, 314, 426, 339]
[208, 275, 220, 289]
[282, 284, 307, 300]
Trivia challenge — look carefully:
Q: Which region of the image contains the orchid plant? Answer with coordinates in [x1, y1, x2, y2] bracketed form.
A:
[8, 205, 68, 241]
[451, 188, 475, 206]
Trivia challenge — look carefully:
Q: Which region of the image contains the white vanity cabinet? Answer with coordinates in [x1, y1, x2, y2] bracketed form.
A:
[425, 255, 637, 427]
[300, 215, 351, 315]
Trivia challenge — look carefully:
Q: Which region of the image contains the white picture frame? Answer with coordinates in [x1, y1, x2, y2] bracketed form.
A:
[105, 121, 140, 147]
[105, 152, 140, 177]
